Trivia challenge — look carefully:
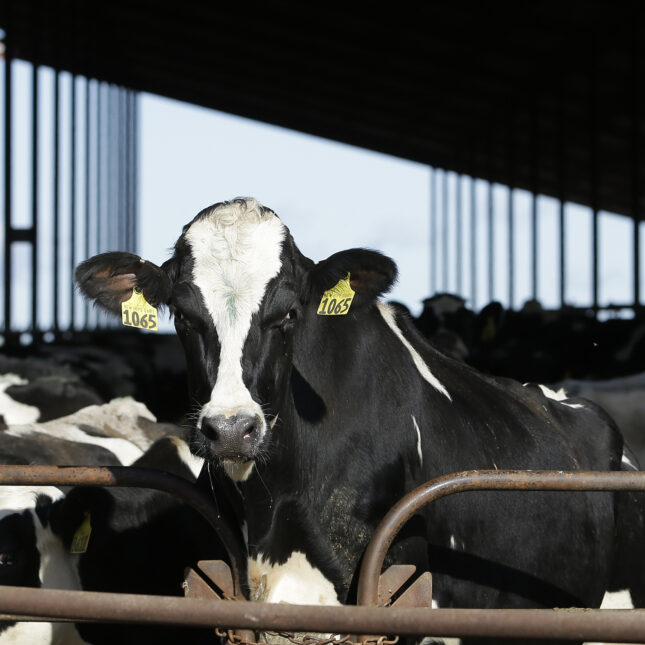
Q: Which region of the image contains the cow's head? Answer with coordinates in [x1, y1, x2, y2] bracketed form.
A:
[76, 198, 396, 481]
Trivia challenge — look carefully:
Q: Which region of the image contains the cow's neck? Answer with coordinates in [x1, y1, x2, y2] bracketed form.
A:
[238, 304, 426, 603]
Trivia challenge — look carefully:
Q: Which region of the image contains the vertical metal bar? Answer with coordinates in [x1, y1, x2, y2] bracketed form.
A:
[70, 75, 76, 330]
[508, 187, 514, 309]
[31, 62, 39, 333]
[430, 167, 437, 294]
[84, 78, 91, 325]
[443, 169, 449, 291]
[456, 172, 463, 295]
[558, 73, 566, 308]
[123, 90, 129, 252]
[125, 91, 132, 253]
[488, 180, 494, 303]
[471, 173, 477, 309]
[132, 92, 138, 253]
[96, 82, 102, 327]
[96, 82, 102, 257]
[531, 107, 538, 301]
[632, 30, 641, 308]
[107, 85, 113, 252]
[507, 118, 515, 310]
[119, 88, 125, 251]
[590, 36, 599, 312]
[53, 69, 60, 332]
[3, 28, 12, 334]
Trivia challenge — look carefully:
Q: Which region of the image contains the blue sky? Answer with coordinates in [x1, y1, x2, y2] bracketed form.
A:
[140, 93, 643, 323]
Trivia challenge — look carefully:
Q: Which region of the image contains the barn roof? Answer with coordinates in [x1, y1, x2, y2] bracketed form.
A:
[3, 1, 644, 219]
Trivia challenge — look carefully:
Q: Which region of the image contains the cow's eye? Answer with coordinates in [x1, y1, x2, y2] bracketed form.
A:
[173, 309, 190, 325]
[276, 309, 297, 331]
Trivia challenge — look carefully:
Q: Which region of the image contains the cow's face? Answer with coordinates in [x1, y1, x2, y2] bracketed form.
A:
[76, 198, 396, 481]
[166, 200, 305, 480]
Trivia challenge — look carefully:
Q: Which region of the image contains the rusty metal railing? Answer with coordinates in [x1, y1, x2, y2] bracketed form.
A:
[0, 586, 643, 642]
[1, 468, 645, 642]
[0, 465, 246, 598]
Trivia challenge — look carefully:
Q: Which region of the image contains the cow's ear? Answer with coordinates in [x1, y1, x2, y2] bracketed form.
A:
[75, 252, 172, 315]
[308, 248, 398, 306]
[48, 488, 115, 551]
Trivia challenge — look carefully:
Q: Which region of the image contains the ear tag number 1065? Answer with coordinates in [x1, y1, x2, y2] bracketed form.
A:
[317, 273, 355, 316]
[122, 288, 158, 331]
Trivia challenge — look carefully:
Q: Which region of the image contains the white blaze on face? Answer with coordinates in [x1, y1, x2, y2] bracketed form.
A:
[186, 200, 286, 434]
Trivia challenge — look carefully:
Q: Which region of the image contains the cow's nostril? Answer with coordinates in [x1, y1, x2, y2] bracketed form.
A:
[240, 418, 257, 439]
[200, 418, 219, 442]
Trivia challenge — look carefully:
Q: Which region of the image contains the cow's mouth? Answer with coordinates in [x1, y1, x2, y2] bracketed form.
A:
[221, 455, 252, 465]
[219, 455, 256, 482]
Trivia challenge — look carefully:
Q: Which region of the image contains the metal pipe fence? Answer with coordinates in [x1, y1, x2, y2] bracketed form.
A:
[0, 468, 644, 641]
[1, 23, 138, 346]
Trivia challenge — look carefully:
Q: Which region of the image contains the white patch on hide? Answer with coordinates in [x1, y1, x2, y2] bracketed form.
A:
[0, 487, 88, 645]
[377, 303, 451, 400]
[535, 383, 584, 409]
[222, 459, 255, 482]
[0, 374, 40, 424]
[248, 551, 340, 606]
[168, 436, 204, 478]
[411, 415, 423, 466]
[621, 452, 638, 471]
[585, 590, 634, 644]
[4, 422, 143, 466]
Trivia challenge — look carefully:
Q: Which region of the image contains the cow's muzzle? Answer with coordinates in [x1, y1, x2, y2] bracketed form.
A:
[199, 414, 263, 462]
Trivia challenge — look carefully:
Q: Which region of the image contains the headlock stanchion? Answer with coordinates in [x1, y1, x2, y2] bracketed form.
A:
[2, 467, 645, 642]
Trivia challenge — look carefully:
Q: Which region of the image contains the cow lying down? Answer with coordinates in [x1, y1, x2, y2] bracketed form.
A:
[76, 197, 644, 645]
[0, 436, 218, 645]
[0, 396, 189, 467]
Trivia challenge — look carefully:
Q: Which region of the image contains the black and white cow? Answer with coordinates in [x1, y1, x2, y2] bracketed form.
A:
[0, 436, 215, 645]
[76, 198, 632, 643]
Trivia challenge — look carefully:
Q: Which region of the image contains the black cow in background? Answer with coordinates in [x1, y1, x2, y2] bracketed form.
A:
[414, 295, 645, 384]
[76, 197, 641, 645]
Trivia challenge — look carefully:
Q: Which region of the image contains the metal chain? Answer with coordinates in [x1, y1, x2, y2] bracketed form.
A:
[216, 589, 399, 645]
[216, 627, 399, 645]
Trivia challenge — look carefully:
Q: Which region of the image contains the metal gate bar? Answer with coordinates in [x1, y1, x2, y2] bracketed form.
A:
[0, 587, 644, 642]
[0, 465, 245, 598]
[1, 468, 645, 641]
[358, 469, 645, 607]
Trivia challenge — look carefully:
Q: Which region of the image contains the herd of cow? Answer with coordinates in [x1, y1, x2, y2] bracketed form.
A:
[0, 197, 643, 645]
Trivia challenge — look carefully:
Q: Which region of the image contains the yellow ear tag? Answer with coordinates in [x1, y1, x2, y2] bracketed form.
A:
[317, 273, 355, 316]
[70, 512, 92, 554]
[121, 288, 158, 331]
